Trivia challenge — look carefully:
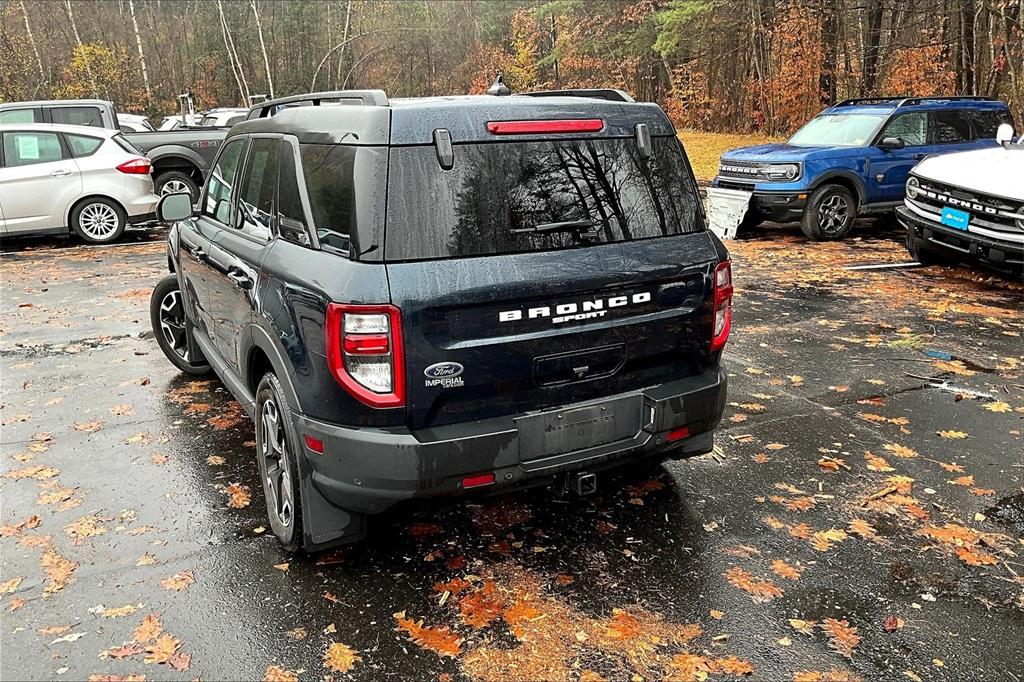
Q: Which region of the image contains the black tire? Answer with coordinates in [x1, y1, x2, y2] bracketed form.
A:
[70, 197, 126, 244]
[149, 274, 211, 375]
[255, 373, 304, 553]
[154, 171, 199, 202]
[800, 184, 857, 240]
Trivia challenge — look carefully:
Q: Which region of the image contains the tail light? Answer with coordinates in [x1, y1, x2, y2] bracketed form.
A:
[325, 303, 405, 408]
[116, 157, 151, 174]
[487, 119, 604, 135]
[710, 260, 733, 351]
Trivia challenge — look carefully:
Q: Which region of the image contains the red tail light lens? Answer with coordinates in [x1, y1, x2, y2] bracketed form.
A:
[487, 119, 605, 135]
[325, 303, 405, 408]
[710, 260, 733, 351]
[116, 157, 152, 174]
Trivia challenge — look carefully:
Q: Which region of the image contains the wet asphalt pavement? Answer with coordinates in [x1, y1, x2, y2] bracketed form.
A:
[1, 224, 1022, 682]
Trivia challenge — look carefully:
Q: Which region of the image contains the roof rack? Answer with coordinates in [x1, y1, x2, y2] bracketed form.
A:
[246, 90, 389, 119]
[522, 88, 635, 103]
[835, 95, 997, 107]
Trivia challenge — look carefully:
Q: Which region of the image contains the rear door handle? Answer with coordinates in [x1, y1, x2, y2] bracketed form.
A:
[188, 245, 206, 261]
[50, 168, 73, 177]
[227, 268, 253, 290]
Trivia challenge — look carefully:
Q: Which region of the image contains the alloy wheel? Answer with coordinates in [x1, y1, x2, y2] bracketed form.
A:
[818, 194, 850, 234]
[260, 398, 294, 530]
[158, 290, 191, 362]
[160, 179, 191, 197]
[79, 202, 120, 241]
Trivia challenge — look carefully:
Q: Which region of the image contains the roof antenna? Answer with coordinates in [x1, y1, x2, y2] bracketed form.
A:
[487, 72, 511, 97]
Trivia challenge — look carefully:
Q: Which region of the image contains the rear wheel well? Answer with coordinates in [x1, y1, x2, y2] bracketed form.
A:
[151, 158, 204, 185]
[247, 347, 274, 397]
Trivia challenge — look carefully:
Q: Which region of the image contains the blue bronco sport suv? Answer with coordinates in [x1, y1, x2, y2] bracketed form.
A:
[713, 96, 1013, 240]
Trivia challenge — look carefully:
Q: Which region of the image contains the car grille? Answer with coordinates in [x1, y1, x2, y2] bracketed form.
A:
[910, 177, 1023, 234]
[718, 160, 763, 180]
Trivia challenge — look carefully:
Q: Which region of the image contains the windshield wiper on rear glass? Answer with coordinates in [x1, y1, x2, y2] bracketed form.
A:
[511, 220, 600, 241]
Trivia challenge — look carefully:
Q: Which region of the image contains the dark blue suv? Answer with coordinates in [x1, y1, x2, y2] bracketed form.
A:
[149, 87, 731, 552]
[713, 96, 1013, 240]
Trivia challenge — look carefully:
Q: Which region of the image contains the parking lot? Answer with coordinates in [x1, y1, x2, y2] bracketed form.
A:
[1, 223, 1022, 681]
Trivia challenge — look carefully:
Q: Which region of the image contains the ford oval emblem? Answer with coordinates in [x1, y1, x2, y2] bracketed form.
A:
[424, 361, 464, 379]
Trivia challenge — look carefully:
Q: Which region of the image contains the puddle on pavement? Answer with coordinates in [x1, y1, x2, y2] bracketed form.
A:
[987, 491, 1024, 534]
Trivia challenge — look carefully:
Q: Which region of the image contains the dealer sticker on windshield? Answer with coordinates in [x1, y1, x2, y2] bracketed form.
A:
[941, 207, 970, 231]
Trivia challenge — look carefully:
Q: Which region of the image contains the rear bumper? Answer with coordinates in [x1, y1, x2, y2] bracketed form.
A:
[295, 365, 728, 515]
[896, 206, 1024, 267]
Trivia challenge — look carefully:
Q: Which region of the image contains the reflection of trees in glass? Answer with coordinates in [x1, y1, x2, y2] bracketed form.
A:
[419, 137, 702, 260]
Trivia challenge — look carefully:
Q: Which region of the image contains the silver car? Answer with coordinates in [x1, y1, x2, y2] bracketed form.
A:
[0, 123, 160, 244]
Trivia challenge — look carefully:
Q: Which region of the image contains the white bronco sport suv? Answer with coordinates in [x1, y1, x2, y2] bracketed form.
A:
[897, 123, 1022, 270]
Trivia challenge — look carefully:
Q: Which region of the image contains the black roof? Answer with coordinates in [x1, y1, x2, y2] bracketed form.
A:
[230, 92, 675, 146]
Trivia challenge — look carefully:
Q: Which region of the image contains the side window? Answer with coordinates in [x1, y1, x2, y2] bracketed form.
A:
[0, 108, 41, 124]
[969, 109, 1012, 140]
[203, 138, 246, 223]
[65, 134, 104, 158]
[49, 106, 104, 127]
[300, 144, 355, 255]
[236, 138, 279, 240]
[930, 110, 971, 144]
[2, 132, 64, 167]
[881, 113, 927, 147]
[277, 141, 311, 246]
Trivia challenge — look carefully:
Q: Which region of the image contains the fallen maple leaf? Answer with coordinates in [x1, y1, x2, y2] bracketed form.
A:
[206, 455, 226, 466]
[848, 519, 877, 539]
[765, 442, 787, 451]
[821, 618, 860, 659]
[394, 611, 463, 658]
[883, 443, 918, 458]
[64, 515, 107, 543]
[811, 528, 848, 552]
[955, 546, 999, 566]
[224, 482, 251, 509]
[73, 420, 104, 433]
[160, 570, 195, 591]
[323, 642, 361, 673]
[99, 604, 138, 618]
[143, 632, 180, 664]
[882, 615, 904, 632]
[168, 651, 191, 672]
[864, 451, 894, 472]
[110, 404, 134, 416]
[984, 401, 1011, 413]
[950, 475, 975, 487]
[133, 614, 163, 643]
[770, 559, 804, 580]
[3, 465, 59, 480]
[937, 430, 967, 439]
[264, 666, 299, 682]
[788, 618, 816, 636]
[939, 461, 965, 473]
[459, 580, 504, 628]
[0, 577, 23, 594]
[724, 566, 783, 602]
[136, 553, 156, 566]
[40, 543, 77, 596]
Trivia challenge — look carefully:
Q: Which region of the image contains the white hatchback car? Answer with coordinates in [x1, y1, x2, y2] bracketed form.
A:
[0, 123, 160, 244]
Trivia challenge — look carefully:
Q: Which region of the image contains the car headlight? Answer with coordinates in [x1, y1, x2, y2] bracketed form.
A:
[764, 163, 800, 181]
[906, 176, 920, 200]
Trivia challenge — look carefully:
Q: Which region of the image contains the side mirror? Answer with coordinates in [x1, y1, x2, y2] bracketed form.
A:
[878, 137, 905, 151]
[996, 123, 1014, 148]
[156, 192, 193, 222]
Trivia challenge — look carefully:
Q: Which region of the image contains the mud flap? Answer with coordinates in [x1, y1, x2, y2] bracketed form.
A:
[707, 187, 753, 240]
[295, 445, 367, 551]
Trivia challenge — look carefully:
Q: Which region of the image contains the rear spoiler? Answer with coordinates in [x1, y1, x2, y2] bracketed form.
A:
[521, 89, 635, 103]
[246, 90, 388, 120]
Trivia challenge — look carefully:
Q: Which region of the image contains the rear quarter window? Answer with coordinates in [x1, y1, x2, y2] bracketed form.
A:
[384, 136, 703, 261]
[65, 133, 104, 157]
[49, 106, 104, 127]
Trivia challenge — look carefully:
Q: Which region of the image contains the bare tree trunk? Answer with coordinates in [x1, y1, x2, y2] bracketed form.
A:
[960, 0, 977, 93]
[19, 0, 46, 95]
[250, 0, 274, 97]
[860, 0, 884, 94]
[335, 0, 353, 89]
[128, 0, 152, 104]
[218, 0, 249, 105]
[63, 0, 98, 97]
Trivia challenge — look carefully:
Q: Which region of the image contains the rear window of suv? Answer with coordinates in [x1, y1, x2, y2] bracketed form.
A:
[384, 136, 702, 261]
